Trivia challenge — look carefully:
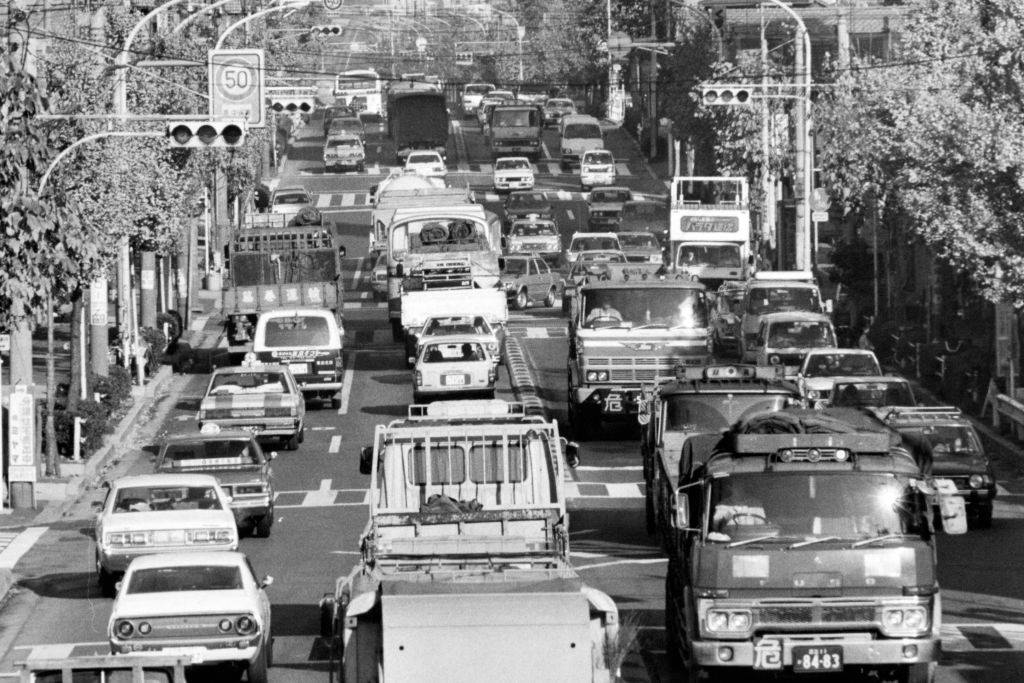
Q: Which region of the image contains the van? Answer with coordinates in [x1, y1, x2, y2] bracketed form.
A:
[750, 311, 837, 378]
[559, 114, 603, 170]
[253, 308, 345, 407]
[579, 149, 616, 191]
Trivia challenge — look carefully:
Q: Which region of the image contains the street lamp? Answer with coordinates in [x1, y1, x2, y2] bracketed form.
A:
[215, 1, 311, 50]
[762, 0, 812, 272]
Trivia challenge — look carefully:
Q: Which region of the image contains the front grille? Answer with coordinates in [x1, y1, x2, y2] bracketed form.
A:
[590, 357, 678, 383]
[755, 604, 877, 628]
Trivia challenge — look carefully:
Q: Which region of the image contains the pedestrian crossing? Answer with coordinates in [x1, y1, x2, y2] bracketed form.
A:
[312, 187, 591, 210]
[303, 160, 635, 179]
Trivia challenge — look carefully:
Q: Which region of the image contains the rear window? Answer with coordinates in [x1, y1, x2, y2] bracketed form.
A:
[113, 485, 222, 513]
[496, 158, 530, 170]
[273, 192, 308, 205]
[572, 236, 620, 251]
[408, 153, 441, 164]
[128, 565, 243, 593]
[162, 440, 259, 468]
[564, 123, 601, 139]
[261, 316, 332, 347]
[466, 84, 494, 95]
[584, 152, 613, 165]
[209, 372, 288, 395]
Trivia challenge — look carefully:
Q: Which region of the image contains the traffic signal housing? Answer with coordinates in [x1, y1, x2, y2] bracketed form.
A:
[700, 85, 754, 106]
[167, 120, 246, 147]
[267, 86, 317, 114]
[311, 25, 342, 36]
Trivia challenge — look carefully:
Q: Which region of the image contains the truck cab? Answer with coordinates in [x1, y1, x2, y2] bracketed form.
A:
[559, 114, 603, 170]
[669, 176, 751, 288]
[659, 409, 968, 682]
[738, 271, 829, 362]
[750, 311, 838, 378]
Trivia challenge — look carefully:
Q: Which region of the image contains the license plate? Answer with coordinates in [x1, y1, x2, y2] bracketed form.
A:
[444, 374, 467, 386]
[231, 409, 264, 417]
[792, 645, 843, 673]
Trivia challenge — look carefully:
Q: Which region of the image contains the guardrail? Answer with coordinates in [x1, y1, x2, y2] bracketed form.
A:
[986, 382, 1024, 439]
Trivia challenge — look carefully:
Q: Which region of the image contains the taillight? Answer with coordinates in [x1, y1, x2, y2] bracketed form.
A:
[415, 371, 422, 386]
[115, 620, 134, 638]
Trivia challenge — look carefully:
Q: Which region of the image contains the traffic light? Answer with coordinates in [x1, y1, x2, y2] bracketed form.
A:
[269, 97, 314, 113]
[700, 85, 754, 106]
[166, 120, 246, 147]
[455, 51, 474, 66]
[310, 25, 342, 36]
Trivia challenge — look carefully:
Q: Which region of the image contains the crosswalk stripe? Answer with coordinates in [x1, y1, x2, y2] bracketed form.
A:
[0, 527, 48, 570]
[328, 435, 342, 453]
[340, 193, 355, 207]
[615, 162, 631, 176]
[316, 193, 331, 208]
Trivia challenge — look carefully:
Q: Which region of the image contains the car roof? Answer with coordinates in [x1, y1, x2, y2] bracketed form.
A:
[110, 473, 220, 488]
[804, 348, 876, 357]
[327, 132, 361, 141]
[421, 335, 490, 345]
[425, 315, 488, 324]
[126, 551, 247, 571]
[496, 156, 531, 163]
[571, 231, 619, 240]
[273, 187, 307, 195]
[211, 363, 291, 375]
[161, 430, 257, 445]
[760, 311, 831, 322]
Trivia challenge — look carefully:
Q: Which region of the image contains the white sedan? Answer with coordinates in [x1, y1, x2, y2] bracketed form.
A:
[414, 336, 497, 402]
[94, 473, 239, 596]
[404, 151, 447, 179]
[493, 156, 535, 192]
[109, 551, 273, 682]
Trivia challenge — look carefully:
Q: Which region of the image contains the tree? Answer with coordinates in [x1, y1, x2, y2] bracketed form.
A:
[815, 0, 1024, 307]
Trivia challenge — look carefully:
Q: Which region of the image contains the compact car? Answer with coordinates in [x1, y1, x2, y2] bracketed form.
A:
[542, 97, 576, 127]
[404, 150, 447, 179]
[564, 232, 622, 266]
[413, 336, 497, 402]
[197, 361, 305, 450]
[323, 131, 366, 172]
[502, 190, 553, 234]
[796, 348, 883, 407]
[501, 254, 559, 311]
[616, 231, 663, 264]
[268, 187, 312, 216]
[94, 473, 238, 596]
[504, 217, 561, 263]
[493, 156, 536, 192]
[408, 314, 505, 368]
[579, 149, 616, 190]
[108, 552, 273, 682]
[155, 426, 276, 537]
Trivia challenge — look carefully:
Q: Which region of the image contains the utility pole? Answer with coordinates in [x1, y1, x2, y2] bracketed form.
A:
[760, 7, 776, 256]
[648, 7, 658, 160]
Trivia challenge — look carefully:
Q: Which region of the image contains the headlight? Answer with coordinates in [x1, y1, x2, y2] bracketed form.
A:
[881, 605, 930, 636]
[487, 342, 498, 353]
[219, 618, 234, 633]
[584, 370, 608, 382]
[137, 621, 152, 635]
[705, 609, 752, 633]
[968, 474, 984, 489]
[769, 355, 781, 365]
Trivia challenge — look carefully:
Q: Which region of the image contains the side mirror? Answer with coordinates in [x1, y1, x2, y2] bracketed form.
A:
[338, 245, 347, 258]
[672, 488, 690, 529]
[395, 263, 404, 277]
[114, 581, 123, 594]
[260, 575, 275, 589]
[359, 446, 374, 475]
[824, 299, 834, 314]
[563, 440, 580, 468]
[407, 356, 416, 366]
[498, 257, 506, 271]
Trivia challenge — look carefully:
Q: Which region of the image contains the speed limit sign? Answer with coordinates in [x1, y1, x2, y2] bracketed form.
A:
[209, 48, 265, 128]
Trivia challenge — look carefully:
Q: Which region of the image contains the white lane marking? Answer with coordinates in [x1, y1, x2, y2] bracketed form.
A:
[340, 193, 356, 207]
[328, 435, 342, 453]
[547, 163, 562, 176]
[337, 351, 356, 414]
[606, 483, 645, 497]
[350, 257, 365, 290]
[301, 481, 336, 507]
[556, 190, 573, 201]
[0, 527, 48, 570]
[566, 209, 575, 220]
[615, 162, 630, 176]
[564, 482, 644, 498]
[997, 483, 1013, 496]
[575, 465, 644, 472]
[188, 313, 211, 332]
[310, 426, 337, 431]
[316, 193, 331, 208]
[541, 141, 552, 160]
[319, 479, 331, 490]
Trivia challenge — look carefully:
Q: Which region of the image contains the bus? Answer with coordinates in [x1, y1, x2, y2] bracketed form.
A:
[334, 69, 384, 114]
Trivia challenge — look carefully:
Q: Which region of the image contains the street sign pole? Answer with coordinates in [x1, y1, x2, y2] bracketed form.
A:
[209, 48, 266, 128]
[0, 333, 7, 513]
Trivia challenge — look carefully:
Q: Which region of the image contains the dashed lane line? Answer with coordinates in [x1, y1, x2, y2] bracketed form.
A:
[328, 435, 342, 453]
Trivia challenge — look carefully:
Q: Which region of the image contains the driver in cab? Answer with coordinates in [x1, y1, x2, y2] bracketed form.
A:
[585, 301, 622, 325]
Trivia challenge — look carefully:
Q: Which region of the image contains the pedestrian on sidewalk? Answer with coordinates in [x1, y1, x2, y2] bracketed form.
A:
[857, 316, 875, 351]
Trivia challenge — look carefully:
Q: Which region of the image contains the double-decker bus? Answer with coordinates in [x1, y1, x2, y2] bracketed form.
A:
[334, 69, 384, 114]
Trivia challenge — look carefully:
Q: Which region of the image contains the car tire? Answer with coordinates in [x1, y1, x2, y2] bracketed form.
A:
[284, 433, 300, 451]
[544, 287, 557, 308]
[514, 289, 529, 311]
[98, 563, 116, 598]
[247, 639, 271, 683]
[391, 320, 404, 343]
[254, 513, 273, 538]
[297, 426, 305, 444]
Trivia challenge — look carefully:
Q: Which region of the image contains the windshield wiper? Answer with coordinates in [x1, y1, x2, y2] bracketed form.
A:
[630, 322, 670, 331]
[727, 534, 783, 548]
[789, 536, 842, 549]
[850, 534, 912, 548]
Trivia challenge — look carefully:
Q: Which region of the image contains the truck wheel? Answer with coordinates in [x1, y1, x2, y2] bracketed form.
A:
[98, 565, 116, 598]
[391, 320, 404, 343]
[247, 639, 270, 683]
[514, 289, 529, 311]
[284, 433, 299, 451]
[544, 287, 557, 308]
[320, 596, 336, 639]
[254, 513, 273, 538]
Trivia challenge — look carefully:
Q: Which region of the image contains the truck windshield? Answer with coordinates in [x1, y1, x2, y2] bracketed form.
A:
[492, 109, 541, 127]
[564, 124, 601, 139]
[708, 473, 926, 542]
[392, 218, 488, 255]
[677, 244, 742, 268]
[572, 236, 619, 251]
[674, 179, 743, 205]
[262, 316, 331, 346]
[664, 394, 790, 432]
[581, 288, 708, 328]
[833, 382, 915, 408]
[618, 234, 658, 248]
[746, 286, 820, 315]
[767, 321, 835, 348]
[584, 151, 613, 165]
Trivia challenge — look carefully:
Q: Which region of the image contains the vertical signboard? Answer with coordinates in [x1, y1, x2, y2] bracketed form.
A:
[209, 49, 266, 128]
[995, 303, 1017, 379]
[8, 386, 36, 483]
[90, 277, 108, 326]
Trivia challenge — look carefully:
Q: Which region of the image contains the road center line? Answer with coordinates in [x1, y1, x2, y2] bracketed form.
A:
[328, 435, 342, 453]
[337, 351, 357, 414]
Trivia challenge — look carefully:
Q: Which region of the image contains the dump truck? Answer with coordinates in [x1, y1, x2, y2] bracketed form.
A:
[657, 408, 967, 682]
[222, 209, 346, 353]
[566, 266, 712, 439]
[319, 400, 621, 683]
[387, 85, 449, 164]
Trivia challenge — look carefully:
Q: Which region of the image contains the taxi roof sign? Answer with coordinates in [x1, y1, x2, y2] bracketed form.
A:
[200, 423, 222, 435]
[241, 352, 261, 367]
[751, 270, 815, 282]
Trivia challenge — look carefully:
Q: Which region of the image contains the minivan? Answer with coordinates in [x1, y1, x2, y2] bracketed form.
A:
[253, 308, 345, 407]
[559, 114, 603, 170]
